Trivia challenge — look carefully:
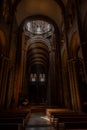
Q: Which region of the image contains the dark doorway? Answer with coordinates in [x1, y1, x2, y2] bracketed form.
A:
[28, 82, 47, 105]
[27, 64, 48, 105]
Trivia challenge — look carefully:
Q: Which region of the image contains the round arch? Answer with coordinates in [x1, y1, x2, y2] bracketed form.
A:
[15, 0, 63, 27]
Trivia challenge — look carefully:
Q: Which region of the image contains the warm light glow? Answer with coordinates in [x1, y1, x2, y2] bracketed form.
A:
[40, 116, 50, 121]
[30, 73, 45, 82]
[30, 73, 36, 82]
[24, 20, 53, 35]
[39, 73, 45, 82]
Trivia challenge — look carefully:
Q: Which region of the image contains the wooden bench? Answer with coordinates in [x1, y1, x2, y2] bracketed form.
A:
[58, 121, 87, 130]
[0, 117, 24, 124]
[50, 111, 86, 122]
[46, 108, 87, 129]
[0, 109, 30, 130]
[0, 123, 23, 130]
[0, 109, 30, 124]
[0, 113, 30, 125]
[49, 112, 87, 129]
[46, 108, 72, 118]
[52, 116, 87, 128]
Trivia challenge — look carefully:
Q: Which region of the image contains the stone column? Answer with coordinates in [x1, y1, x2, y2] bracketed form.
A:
[13, 34, 23, 107]
[0, 56, 9, 109]
[0, 55, 4, 93]
[6, 64, 15, 109]
[74, 0, 87, 77]
[20, 33, 27, 96]
[80, 42, 87, 77]
[47, 47, 57, 106]
[62, 65, 72, 108]
[67, 58, 81, 111]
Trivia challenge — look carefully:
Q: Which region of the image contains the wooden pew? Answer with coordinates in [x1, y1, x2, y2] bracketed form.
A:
[0, 109, 30, 130]
[0, 109, 30, 125]
[0, 123, 23, 130]
[58, 121, 87, 130]
[50, 113, 87, 130]
[46, 108, 72, 118]
[50, 111, 87, 124]
[46, 108, 87, 129]
[0, 117, 24, 124]
[0, 113, 30, 126]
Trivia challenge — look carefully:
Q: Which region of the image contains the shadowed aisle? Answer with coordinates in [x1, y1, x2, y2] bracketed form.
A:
[25, 112, 55, 130]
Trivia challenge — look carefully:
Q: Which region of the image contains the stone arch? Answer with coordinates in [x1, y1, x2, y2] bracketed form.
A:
[27, 37, 51, 52]
[16, 13, 62, 106]
[16, 0, 63, 27]
[26, 41, 49, 70]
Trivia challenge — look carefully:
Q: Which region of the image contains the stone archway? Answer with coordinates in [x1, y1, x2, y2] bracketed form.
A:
[26, 41, 49, 105]
[16, 16, 63, 107]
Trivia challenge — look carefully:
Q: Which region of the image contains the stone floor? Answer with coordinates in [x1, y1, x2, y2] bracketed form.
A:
[25, 112, 55, 130]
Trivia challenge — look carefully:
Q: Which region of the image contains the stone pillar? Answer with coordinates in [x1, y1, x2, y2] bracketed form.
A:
[67, 58, 81, 111]
[13, 33, 27, 107]
[20, 33, 27, 96]
[6, 64, 15, 109]
[0, 1, 3, 21]
[47, 47, 56, 106]
[62, 65, 72, 108]
[0, 55, 9, 109]
[80, 42, 87, 77]
[13, 35, 23, 107]
[0, 55, 4, 92]
[74, 0, 87, 77]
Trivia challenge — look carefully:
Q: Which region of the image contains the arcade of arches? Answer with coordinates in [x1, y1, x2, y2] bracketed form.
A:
[0, 0, 87, 113]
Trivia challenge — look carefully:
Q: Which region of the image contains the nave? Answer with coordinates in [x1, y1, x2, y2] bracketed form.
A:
[1, 1, 87, 130]
[0, 105, 87, 130]
[25, 112, 55, 130]
[23, 106, 87, 130]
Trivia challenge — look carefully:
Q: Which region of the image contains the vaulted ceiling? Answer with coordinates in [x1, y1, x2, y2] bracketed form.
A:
[16, 0, 62, 27]
[13, 0, 68, 8]
[9, 0, 71, 78]
[14, 0, 69, 28]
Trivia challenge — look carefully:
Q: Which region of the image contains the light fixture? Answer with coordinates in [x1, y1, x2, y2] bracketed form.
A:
[24, 20, 53, 35]
[30, 73, 36, 82]
[30, 73, 45, 82]
[39, 73, 45, 82]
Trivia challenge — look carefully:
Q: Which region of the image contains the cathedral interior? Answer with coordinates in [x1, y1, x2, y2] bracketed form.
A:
[0, 0, 87, 129]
